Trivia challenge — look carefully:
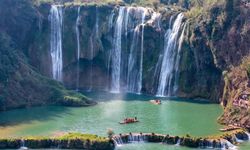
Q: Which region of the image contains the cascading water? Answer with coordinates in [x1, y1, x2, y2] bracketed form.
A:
[127, 7, 147, 94]
[138, 10, 146, 94]
[75, 6, 81, 91]
[49, 5, 63, 81]
[175, 139, 181, 146]
[109, 7, 161, 94]
[106, 11, 115, 91]
[173, 22, 187, 93]
[19, 139, 28, 150]
[156, 13, 184, 97]
[110, 7, 126, 93]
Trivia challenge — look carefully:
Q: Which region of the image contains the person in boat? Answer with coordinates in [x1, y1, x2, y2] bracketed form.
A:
[134, 117, 137, 121]
[155, 99, 161, 104]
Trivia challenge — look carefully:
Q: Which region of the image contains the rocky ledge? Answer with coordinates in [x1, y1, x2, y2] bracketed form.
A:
[112, 129, 250, 149]
[0, 133, 114, 150]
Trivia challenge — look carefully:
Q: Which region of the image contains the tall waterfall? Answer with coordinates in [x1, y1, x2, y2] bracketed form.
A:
[75, 6, 81, 91]
[138, 11, 146, 94]
[50, 5, 63, 81]
[173, 22, 187, 93]
[127, 8, 147, 93]
[109, 6, 161, 94]
[110, 7, 126, 93]
[156, 13, 184, 96]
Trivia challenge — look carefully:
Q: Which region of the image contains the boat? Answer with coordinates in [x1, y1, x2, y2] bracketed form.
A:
[219, 125, 241, 132]
[150, 100, 161, 105]
[119, 118, 139, 124]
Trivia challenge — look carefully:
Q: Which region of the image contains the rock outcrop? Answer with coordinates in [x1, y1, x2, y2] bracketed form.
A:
[218, 57, 250, 128]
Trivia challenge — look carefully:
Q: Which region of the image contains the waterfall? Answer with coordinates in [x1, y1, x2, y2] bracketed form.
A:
[173, 22, 187, 93]
[175, 139, 181, 146]
[50, 5, 63, 81]
[234, 135, 244, 143]
[126, 134, 145, 143]
[113, 136, 123, 146]
[75, 6, 81, 91]
[138, 11, 146, 94]
[221, 140, 237, 150]
[19, 139, 28, 150]
[246, 132, 250, 140]
[156, 13, 184, 97]
[110, 7, 126, 93]
[127, 8, 147, 94]
[109, 7, 160, 94]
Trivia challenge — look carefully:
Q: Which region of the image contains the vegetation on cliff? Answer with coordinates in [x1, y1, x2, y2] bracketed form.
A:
[0, 32, 95, 110]
[219, 57, 250, 128]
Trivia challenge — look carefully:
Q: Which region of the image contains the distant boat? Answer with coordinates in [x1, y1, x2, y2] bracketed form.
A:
[219, 125, 241, 132]
[119, 118, 139, 124]
[150, 100, 161, 105]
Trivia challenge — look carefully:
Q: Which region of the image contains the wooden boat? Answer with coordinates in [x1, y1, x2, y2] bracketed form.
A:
[119, 118, 139, 124]
[219, 125, 241, 132]
[150, 100, 161, 105]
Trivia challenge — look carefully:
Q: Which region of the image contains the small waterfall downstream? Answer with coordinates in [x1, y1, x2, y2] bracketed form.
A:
[49, 5, 63, 81]
[19, 139, 28, 150]
[157, 13, 185, 97]
[75, 6, 81, 91]
[246, 132, 250, 140]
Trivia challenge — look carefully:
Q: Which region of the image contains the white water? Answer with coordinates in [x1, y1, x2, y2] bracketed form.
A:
[19, 139, 28, 150]
[75, 7, 81, 91]
[138, 10, 146, 94]
[221, 140, 238, 150]
[157, 13, 184, 97]
[49, 5, 63, 81]
[108, 7, 163, 94]
[173, 22, 187, 93]
[246, 132, 250, 140]
[110, 7, 126, 93]
[175, 139, 181, 146]
[127, 7, 148, 94]
[113, 136, 124, 146]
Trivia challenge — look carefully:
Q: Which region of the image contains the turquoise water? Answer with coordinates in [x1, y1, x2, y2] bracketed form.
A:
[0, 92, 249, 149]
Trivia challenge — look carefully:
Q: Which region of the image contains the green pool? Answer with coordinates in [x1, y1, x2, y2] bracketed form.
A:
[0, 92, 249, 149]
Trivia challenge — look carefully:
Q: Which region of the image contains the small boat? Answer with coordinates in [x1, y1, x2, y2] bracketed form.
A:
[119, 118, 139, 124]
[219, 125, 241, 132]
[150, 100, 161, 105]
